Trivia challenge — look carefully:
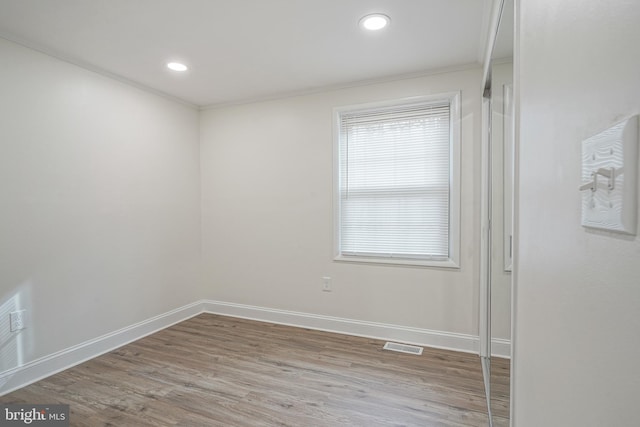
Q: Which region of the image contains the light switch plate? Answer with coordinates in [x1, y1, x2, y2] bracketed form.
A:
[581, 116, 638, 234]
[10, 310, 26, 332]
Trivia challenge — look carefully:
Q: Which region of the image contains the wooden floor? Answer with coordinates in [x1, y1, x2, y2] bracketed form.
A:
[1, 314, 507, 426]
[490, 357, 510, 427]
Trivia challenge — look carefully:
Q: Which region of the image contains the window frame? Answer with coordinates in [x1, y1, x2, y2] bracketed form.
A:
[332, 92, 461, 268]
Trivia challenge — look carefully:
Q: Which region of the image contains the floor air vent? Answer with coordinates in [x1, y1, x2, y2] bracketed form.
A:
[383, 342, 423, 355]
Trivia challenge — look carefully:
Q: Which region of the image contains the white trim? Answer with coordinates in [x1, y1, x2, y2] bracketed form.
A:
[449, 91, 462, 268]
[201, 63, 481, 110]
[333, 255, 460, 269]
[491, 338, 511, 359]
[480, 96, 492, 359]
[202, 300, 480, 354]
[332, 92, 462, 269]
[0, 301, 203, 396]
[0, 299, 511, 397]
[511, 0, 521, 423]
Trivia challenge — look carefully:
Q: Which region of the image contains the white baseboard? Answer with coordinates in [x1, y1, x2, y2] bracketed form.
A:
[0, 299, 511, 396]
[202, 300, 484, 355]
[491, 338, 511, 359]
[0, 301, 203, 396]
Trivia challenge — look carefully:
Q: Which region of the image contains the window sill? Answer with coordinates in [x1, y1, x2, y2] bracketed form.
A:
[333, 255, 460, 269]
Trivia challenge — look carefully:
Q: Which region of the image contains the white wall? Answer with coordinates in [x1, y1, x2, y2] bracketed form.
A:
[200, 69, 482, 337]
[514, 0, 640, 425]
[0, 39, 201, 377]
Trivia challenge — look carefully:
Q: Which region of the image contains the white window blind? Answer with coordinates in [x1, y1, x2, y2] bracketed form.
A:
[336, 98, 453, 262]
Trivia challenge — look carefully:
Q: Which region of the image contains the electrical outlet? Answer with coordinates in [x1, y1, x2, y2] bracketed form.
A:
[322, 276, 332, 292]
[10, 310, 26, 332]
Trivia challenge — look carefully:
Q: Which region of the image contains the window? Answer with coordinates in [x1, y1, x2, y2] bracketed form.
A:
[333, 93, 460, 267]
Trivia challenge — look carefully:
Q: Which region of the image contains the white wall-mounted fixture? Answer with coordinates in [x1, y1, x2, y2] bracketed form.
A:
[9, 310, 26, 332]
[359, 14, 390, 31]
[322, 276, 332, 292]
[167, 62, 188, 72]
[580, 115, 638, 234]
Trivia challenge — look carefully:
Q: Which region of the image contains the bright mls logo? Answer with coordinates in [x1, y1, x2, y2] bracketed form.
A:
[1, 404, 69, 426]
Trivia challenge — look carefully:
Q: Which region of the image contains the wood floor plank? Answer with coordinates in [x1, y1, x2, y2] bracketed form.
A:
[490, 356, 511, 426]
[0, 314, 506, 426]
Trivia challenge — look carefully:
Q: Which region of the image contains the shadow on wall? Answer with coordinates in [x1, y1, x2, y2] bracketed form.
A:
[0, 281, 33, 387]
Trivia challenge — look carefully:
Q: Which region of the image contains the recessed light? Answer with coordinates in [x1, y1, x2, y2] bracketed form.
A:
[359, 14, 390, 31]
[167, 62, 188, 72]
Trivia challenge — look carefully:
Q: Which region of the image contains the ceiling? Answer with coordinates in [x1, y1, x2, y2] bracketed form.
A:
[0, 0, 492, 107]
